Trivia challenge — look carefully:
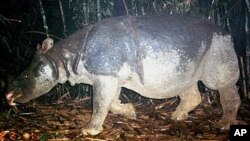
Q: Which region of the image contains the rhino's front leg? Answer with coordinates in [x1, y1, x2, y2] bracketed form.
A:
[81, 75, 118, 135]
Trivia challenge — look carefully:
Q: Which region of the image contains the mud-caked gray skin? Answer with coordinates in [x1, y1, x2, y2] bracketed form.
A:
[6, 14, 240, 135]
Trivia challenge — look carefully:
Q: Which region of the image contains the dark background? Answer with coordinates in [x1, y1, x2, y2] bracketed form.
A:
[0, 0, 250, 101]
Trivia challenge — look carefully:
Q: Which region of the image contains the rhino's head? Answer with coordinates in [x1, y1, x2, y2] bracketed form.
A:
[6, 38, 57, 105]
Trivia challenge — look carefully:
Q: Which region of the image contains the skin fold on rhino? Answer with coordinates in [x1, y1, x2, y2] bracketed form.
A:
[6, 14, 240, 135]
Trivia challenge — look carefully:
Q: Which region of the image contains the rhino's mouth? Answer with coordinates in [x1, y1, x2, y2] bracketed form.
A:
[6, 91, 22, 106]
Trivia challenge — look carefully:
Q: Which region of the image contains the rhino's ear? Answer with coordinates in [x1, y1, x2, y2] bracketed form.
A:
[37, 43, 41, 50]
[38, 38, 54, 54]
[36, 44, 42, 54]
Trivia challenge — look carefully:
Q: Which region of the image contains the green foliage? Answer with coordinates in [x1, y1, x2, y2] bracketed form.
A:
[0, 0, 218, 76]
[0, 1, 41, 75]
[0, 15, 11, 53]
[40, 133, 49, 141]
[0, 108, 15, 119]
[67, 0, 113, 32]
[118, 0, 202, 16]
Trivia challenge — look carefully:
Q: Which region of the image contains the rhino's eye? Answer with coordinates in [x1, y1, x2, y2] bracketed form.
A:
[22, 73, 29, 79]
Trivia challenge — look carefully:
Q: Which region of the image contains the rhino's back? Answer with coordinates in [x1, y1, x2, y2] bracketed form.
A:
[83, 14, 229, 82]
[134, 14, 227, 61]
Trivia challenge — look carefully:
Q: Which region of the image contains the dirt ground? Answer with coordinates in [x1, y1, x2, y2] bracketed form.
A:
[0, 91, 250, 141]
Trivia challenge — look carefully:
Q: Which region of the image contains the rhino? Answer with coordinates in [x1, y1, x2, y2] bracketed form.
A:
[6, 14, 240, 135]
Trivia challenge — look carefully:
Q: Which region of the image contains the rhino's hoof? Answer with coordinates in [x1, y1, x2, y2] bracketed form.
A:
[110, 103, 137, 119]
[217, 120, 233, 130]
[217, 119, 247, 130]
[81, 126, 103, 136]
[124, 103, 137, 119]
[171, 111, 188, 121]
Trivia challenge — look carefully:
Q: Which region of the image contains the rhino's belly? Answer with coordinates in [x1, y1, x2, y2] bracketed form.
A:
[123, 50, 199, 99]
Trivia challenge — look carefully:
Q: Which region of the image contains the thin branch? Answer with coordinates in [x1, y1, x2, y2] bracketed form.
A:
[39, 0, 49, 37]
[25, 31, 62, 40]
[245, 0, 250, 13]
[122, 0, 129, 15]
[97, 0, 101, 21]
[141, 6, 145, 15]
[153, 0, 158, 14]
[59, 0, 67, 36]
[83, 1, 88, 25]
[87, 1, 90, 24]
[0, 15, 21, 23]
[27, 1, 40, 57]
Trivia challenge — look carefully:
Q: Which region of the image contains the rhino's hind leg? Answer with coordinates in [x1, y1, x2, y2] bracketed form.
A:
[171, 84, 201, 120]
[218, 85, 241, 129]
[109, 89, 137, 119]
